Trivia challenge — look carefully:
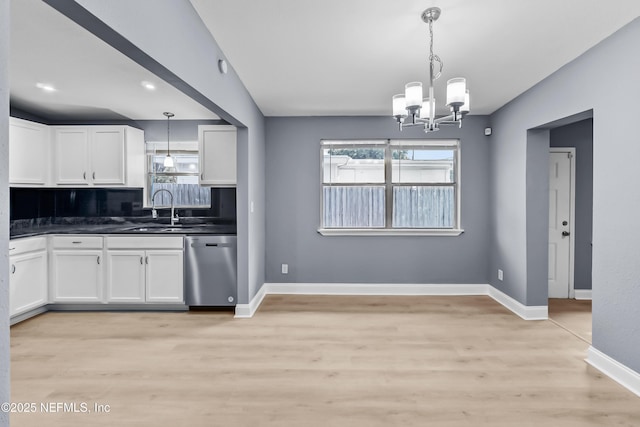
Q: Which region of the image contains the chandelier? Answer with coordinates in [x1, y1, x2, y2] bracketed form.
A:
[392, 7, 470, 133]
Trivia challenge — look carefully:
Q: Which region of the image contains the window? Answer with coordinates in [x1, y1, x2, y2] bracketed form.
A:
[320, 139, 461, 235]
[146, 145, 210, 208]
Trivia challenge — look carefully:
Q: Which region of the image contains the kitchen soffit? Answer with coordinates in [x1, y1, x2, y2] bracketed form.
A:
[10, 0, 219, 122]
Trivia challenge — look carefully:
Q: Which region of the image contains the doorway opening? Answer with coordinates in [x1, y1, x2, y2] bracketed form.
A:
[547, 118, 593, 341]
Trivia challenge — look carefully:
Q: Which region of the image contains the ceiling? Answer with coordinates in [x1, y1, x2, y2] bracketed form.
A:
[190, 0, 640, 117]
[9, 1, 640, 121]
[9, 0, 218, 121]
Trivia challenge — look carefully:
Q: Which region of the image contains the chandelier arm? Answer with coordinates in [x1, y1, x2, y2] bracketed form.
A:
[402, 121, 426, 128]
[434, 115, 455, 124]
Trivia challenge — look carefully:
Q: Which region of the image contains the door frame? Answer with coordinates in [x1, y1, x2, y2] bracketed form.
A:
[549, 147, 576, 298]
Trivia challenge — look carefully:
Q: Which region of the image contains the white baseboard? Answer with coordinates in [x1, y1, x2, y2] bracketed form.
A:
[236, 282, 548, 321]
[266, 282, 489, 296]
[587, 346, 640, 397]
[487, 286, 548, 320]
[234, 284, 267, 318]
[574, 289, 593, 300]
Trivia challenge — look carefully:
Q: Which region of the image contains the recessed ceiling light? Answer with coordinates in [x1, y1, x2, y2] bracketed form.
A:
[141, 81, 156, 90]
[36, 82, 57, 92]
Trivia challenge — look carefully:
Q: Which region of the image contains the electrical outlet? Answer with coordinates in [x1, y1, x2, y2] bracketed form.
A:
[281, 264, 288, 274]
[498, 269, 504, 281]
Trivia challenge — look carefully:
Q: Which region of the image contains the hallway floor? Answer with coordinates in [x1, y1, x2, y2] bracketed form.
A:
[548, 298, 592, 344]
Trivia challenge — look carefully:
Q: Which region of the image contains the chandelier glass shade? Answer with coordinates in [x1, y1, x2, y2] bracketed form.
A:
[392, 7, 470, 133]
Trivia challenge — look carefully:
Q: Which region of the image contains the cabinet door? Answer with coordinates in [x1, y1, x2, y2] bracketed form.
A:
[106, 251, 145, 302]
[55, 128, 89, 184]
[10, 251, 48, 316]
[199, 126, 237, 186]
[91, 127, 126, 185]
[9, 118, 49, 185]
[51, 250, 103, 302]
[146, 250, 184, 303]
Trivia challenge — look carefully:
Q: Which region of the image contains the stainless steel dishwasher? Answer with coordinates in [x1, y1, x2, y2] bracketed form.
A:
[184, 235, 237, 306]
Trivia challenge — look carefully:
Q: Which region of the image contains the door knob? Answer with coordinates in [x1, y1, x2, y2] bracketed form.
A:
[562, 231, 570, 237]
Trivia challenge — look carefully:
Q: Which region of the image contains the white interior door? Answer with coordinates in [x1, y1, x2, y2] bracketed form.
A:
[548, 150, 574, 298]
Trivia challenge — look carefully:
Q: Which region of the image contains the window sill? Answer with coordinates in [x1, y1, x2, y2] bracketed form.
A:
[317, 228, 464, 237]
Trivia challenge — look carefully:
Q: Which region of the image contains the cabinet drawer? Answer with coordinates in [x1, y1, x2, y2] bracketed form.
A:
[9, 237, 47, 255]
[52, 235, 103, 249]
[106, 236, 183, 250]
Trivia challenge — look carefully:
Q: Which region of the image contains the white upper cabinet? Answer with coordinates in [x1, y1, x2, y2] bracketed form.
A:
[54, 127, 90, 184]
[198, 125, 237, 186]
[91, 127, 126, 184]
[53, 125, 145, 187]
[9, 117, 50, 185]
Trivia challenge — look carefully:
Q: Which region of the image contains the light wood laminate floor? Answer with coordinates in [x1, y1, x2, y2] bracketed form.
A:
[10, 295, 639, 426]
[548, 298, 592, 344]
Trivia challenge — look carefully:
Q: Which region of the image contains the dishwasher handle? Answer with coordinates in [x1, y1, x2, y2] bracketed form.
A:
[190, 242, 233, 248]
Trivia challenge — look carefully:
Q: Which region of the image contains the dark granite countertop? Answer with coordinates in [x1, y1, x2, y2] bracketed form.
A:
[10, 217, 237, 239]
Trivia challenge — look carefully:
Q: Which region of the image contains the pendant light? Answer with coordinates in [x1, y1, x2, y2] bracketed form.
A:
[163, 111, 175, 168]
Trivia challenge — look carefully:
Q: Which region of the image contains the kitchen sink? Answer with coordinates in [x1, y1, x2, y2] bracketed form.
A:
[124, 224, 211, 233]
[124, 225, 166, 232]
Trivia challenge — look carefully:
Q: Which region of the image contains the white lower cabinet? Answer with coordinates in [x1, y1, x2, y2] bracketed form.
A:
[51, 250, 103, 302]
[11, 235, 184, 315]
[145, 250, 184, 303]
[106, 236, 184, 304]
[9, 237, 48, 317]
[106, 251, 146, 302]
[50, 235, 104, 303]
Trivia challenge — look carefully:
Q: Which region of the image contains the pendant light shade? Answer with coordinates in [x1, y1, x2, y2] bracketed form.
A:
[392, 94, 408, 117]
[420, 98, 435, 119]
[404, 82, 423, 109]
[163, 112, 175, 168]
[446, 77, 466, 107]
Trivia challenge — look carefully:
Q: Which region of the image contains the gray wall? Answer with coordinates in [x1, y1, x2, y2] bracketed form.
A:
[45, 0, 266, 304]
[265, 116, 491, 284]
[0, 0, 9, 423]
[550, 119, 593, 290]
[525, 129, 550, 304]
[490, 18, 640, 371]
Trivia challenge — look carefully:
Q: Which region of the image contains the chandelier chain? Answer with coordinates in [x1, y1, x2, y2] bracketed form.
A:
[428, 16, 442, 80]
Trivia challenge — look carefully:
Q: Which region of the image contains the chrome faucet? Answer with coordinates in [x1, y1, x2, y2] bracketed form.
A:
[151, 189, 179, 226]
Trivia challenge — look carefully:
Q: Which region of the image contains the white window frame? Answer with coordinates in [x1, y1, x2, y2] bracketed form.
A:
[144, 141, 211, 209]
[318, 139, 463, 236]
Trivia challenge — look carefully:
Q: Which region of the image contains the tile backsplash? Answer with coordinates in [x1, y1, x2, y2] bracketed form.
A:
[10, 187, 236, 222]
